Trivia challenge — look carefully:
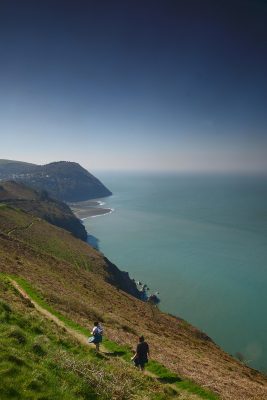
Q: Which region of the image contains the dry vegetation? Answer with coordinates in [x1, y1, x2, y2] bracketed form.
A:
[0, 180, 87, 240]
[1, 205, 267, 399]
[0, 276, 175, 400]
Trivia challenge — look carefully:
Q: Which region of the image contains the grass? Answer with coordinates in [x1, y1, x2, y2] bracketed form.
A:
[12, 220, 91, 269]
[6, 274, 219, 400]
[176, 380, 219, 400]
[2, 203, 267, 400]
[0, 282, 99, 399]
[0, 205, 35, 233]
[9, 275, 92, 336]
[8, 275, 133, 356]
[0, 205, 91, 270]
[102, 338, 133, 360]
[6, 275, 134, 359]
[147, 360, 181, 383]
[0, 275, 178, 400]
[147, 361, 219, 400]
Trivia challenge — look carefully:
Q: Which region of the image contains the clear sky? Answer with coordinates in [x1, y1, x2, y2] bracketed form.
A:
[0, 0, 267, 173]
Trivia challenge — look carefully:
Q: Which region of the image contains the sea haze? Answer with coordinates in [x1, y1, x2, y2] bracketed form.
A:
[84, 172, 267, 372]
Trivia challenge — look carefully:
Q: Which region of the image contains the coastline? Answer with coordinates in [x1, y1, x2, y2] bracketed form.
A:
[69, 199, 113, 220]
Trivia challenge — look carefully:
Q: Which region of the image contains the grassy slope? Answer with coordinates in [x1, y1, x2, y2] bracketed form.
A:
[0, 181, 87, 241]
[0, 205, 111, 277]
[0, 275, 179, 400]
[7, 274, 218, 400]
[0, 206, 267, 399]
[0, 181, 40, 200]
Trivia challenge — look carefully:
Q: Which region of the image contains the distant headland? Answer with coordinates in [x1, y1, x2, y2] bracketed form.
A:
[0, 159, 112, 202]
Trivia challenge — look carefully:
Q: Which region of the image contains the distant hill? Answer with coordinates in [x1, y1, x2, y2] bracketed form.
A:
[0, 159, 37, 175]
[0, 160, 112, 201]
[0, 181, 87, 241]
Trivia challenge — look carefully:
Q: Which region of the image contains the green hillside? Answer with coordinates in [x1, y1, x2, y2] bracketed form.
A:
[0, 276, 179, 400]
[0, 205, 267, 399]
[0, 181, 87, 241]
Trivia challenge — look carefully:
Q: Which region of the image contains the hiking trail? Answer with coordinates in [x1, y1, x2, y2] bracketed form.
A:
[7, 220, 36, 237]
[9, 278, 206, 399]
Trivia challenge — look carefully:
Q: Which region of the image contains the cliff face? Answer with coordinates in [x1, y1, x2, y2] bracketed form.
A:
[102, 256, 141, 298]
[0, 160, 112, 201]
[0, 181, 87, 241]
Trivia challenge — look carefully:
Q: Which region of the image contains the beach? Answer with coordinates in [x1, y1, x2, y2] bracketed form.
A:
[69, 199, 113, 220]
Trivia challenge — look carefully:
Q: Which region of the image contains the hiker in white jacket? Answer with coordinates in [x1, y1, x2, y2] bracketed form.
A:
[90, 321, 103, 352]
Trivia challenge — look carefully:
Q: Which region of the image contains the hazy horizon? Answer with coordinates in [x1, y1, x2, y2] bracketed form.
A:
[2, 157, 267, 177]
[1, 0, 267, 173]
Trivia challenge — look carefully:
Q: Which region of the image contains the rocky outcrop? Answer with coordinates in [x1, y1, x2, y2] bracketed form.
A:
[102, 256, 142, 299]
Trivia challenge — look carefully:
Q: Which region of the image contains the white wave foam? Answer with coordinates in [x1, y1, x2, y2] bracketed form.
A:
[81, 209, 114, 220]
[90, 208, 114, 218]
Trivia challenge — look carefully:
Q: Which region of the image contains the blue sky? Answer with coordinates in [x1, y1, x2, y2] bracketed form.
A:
[0, 0, 267, 173]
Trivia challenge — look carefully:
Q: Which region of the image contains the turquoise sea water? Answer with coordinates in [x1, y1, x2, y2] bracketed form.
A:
[84, 173, 267, 372]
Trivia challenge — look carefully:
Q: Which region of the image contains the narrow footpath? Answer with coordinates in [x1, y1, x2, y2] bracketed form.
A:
[11, 279, 93, 348]
[7, 220, 36, 237]
[9, 278, 211, 400]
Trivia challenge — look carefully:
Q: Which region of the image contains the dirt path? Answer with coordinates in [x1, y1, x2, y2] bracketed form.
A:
[10, 279, 98, 349]
[7, 221, 36, 237]
[10, 279, 203, 400]
[10, 279, 161, 366]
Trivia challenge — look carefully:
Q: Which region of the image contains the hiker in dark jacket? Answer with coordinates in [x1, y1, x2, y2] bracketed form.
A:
[131, 336, 150, 371]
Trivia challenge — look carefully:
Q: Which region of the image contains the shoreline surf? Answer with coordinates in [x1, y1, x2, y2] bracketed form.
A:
[69, 199, 113, 220]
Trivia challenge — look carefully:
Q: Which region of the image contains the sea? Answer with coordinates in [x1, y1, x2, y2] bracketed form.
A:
[83, 172, 267, 373]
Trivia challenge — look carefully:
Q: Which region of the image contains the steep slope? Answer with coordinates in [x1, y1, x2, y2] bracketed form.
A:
[0, 204, 140, 298]
[0, 159, 112, 201]
[0, 206, 267, 399]
[0, 276, 178, 400]
[0, 181, 87, 241]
